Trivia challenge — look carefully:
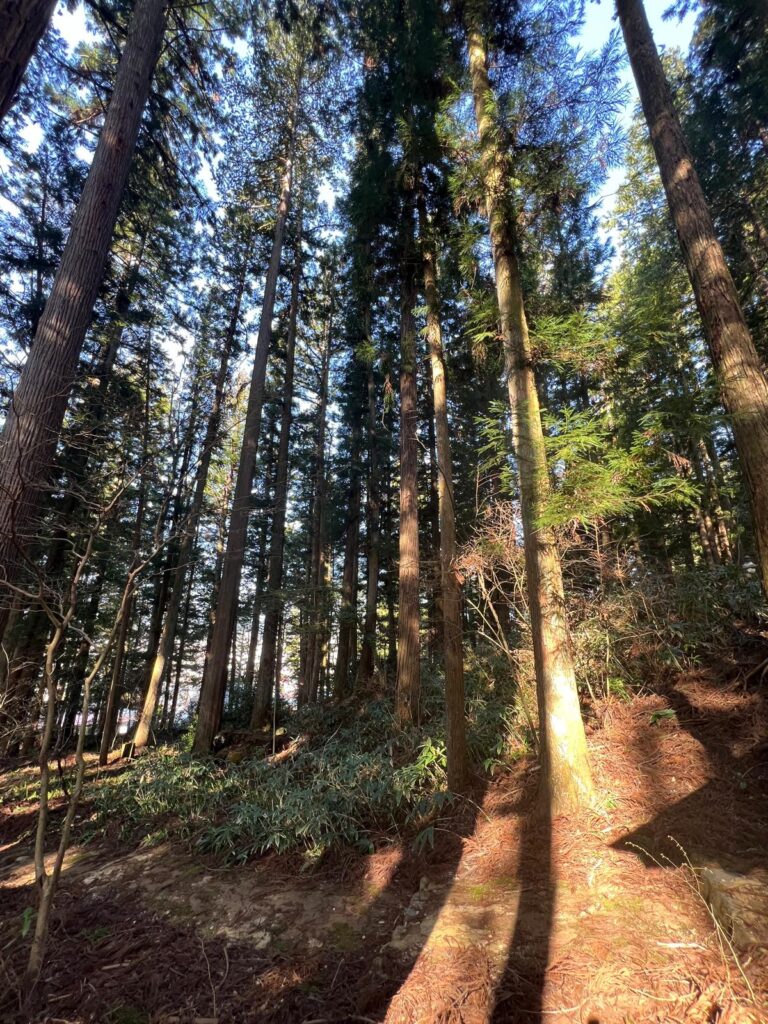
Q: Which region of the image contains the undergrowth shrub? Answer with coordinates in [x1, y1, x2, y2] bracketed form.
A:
[92, 677, 525, 863]
[459, 502, 765, 701]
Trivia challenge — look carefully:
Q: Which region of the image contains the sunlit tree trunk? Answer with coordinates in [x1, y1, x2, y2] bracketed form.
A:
[134, 271, 245, 749]
[418, 192, 467, 791]
[193, 137, 297, 753]
[465, 3, 593, 814]
[251, 243, 301, 728]
[395, 200, 421, 726]
[0, 0, 57, 123]
[616, 0, 768, 596]
[0, 0, 167, 644]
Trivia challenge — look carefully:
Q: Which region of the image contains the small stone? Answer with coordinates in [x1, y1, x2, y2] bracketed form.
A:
[252, 930, 271, 950]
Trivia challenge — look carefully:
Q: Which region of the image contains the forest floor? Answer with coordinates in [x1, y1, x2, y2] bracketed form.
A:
[2, 665, 768, 1023]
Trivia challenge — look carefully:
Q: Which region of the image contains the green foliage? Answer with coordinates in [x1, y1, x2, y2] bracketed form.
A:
[650, 708, 677, 725]
[20, 907, 34, 938]
[540, 408, 700, 530]
[94, 671, 528, 863]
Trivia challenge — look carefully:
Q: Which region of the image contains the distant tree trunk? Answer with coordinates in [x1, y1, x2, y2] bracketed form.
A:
[165, 558, 194, 731]
[302, 299, 332, 706]
[424, 395, 442, 664]
[251, 241, 301, 728]
[315, 542, 333, 702]
[99, 347, 152, 765]
[193, 134, 298, 754]
[243, 517, 269, 691]
[383, 443, 398, 684]
[356, 359, 381, 688]
[0, 0, 57, 124]
[395, 201, 421, 726]
[0, 0, 167, 644]
[418, 193, 467, 792]
[333, 427, 361, 701]
[134, 270, 245, 749]
[244, 400, 279, 693]
[60, 569, 104, 742]
[465, 4, 594, 815]
[616, 0, 768, 596]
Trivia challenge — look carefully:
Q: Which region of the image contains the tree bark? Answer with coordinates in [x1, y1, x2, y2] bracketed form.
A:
[465, 3, 593, 814]
[616, 0, 768, 595]
[0, 0, 167, 643]
[0, 0, 57, 124]
[302, 294, 332, 706]
[134, 270, 245, 748]
[251, 241, 301, 728]
[356, 358, 381, 688]
[395, 198, 421, 726]
[333, 415, 362, 701]
[418, 192, 467, 792]
[193, 147, 295, 753]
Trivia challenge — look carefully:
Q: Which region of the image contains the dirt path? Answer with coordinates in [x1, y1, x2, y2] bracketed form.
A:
[1, 670, 767, 1023]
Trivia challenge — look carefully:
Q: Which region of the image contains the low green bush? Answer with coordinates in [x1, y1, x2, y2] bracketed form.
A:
[92, 676, 525, 863]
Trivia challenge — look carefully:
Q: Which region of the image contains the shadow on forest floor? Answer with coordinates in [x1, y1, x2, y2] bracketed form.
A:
[1, 666, 767, 1023]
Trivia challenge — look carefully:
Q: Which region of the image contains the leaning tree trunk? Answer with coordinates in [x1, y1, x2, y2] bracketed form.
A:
[395, 199, 421, 727]
[193, 144, 296, 753]
[0, 0, 168, 644]
[251, 242, 301, 728]
[134, 270, 245, 749]
[465, 3, 593, 815]
[0, 233, 150, 715]
[418, 192, 467, 792]
[0, 0, 57, 123]
[616, 0, 768, 596]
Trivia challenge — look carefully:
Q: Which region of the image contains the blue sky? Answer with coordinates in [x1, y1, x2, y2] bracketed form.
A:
[48, 0, 697, 233]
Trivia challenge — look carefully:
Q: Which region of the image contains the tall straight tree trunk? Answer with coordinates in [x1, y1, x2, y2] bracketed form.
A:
[251, 241, 301, 728]
[383, 443, 398, 683]
[418, 193, 467, 792]
[0, 0, 167, 644]
[356, 358, 381, 688]
[333, 423, 361, 701]
[0, 0, 57, 123]
[615, 0, 768, 595]
[243, 512, 270, 691]
[193, 146, 296, 753]
[165, 557, 194, 731]
[395, 199, 421, 726]
[134, 271, 245, 749]
[302, 299, 332, 706]
[244, 399, 279, 693]
[465, 4, 593, 814]
[424, 401, 442, 664]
